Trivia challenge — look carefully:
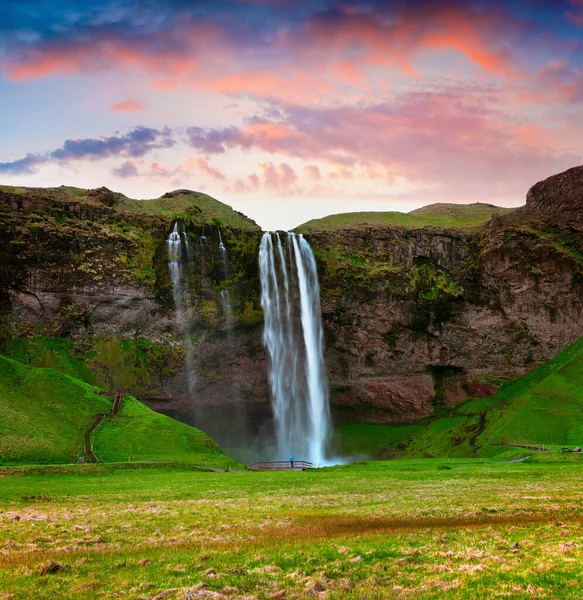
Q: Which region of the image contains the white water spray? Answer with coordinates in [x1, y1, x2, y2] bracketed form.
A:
[167, 222, 185, 304]
[167, 221, 196, 393]
[259, 232, 330, 465]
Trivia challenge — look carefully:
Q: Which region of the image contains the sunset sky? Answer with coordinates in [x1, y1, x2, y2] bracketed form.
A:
[1, 0, 582, 229]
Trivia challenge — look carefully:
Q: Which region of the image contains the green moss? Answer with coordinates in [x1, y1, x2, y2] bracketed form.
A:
[241, 300, 263, 326]
[0, 185, 27, 195]
[3, 335, 184, 397]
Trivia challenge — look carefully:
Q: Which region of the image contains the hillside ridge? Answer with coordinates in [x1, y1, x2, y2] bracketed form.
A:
[0, 353, 238, 467]
[297, 202, 513, 232]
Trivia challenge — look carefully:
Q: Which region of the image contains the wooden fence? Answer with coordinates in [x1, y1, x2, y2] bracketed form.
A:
[247, 460, 313, 471]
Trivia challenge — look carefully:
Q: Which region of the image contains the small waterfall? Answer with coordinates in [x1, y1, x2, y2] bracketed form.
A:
[217, 226, 230, 280]
[218, 226, 227, 256]
[259, 231, 330, 465]
[167, 221, 196, 393]
[220, 289, 233, 324]
[167, 222, 185, 305]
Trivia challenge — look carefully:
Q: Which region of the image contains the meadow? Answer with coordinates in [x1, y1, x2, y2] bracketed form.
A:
[2, 457, 583, 599]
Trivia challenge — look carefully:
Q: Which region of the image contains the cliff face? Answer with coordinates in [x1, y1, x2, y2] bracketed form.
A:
[312, 218, 583, 422]
[2, 169, 583, 436]
[0, 185, 267, 428]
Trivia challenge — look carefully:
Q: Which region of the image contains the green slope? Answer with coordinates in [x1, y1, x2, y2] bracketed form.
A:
[0, 184, 259, 230]
[119, 189, 259, 230]
[298, 203, 512, 232]
[332, 336, 583, 459]
[0, 354, 237, 467]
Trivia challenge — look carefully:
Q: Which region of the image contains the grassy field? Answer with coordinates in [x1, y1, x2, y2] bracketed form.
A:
[298, 203, 512, 232]
[0, 355, 237, 468]
[332, 335, 583, 460]
[2, 458, 583, 598]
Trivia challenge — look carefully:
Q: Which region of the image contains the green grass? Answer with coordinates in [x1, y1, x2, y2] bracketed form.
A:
[298, 202, 512, 232]
[2, 459, 583, 598]
[119, 190, 259, 230]
[334, 335, 583, 460]
[0, 183, 260, 230]
[93, 397, 235, 467]
[0, 354, 237, 468]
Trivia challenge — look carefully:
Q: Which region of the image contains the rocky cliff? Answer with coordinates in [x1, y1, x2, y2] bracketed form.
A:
[2, 168, 583, 447]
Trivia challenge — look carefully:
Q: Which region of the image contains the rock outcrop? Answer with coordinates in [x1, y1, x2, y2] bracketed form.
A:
[523, 165, 583, 227]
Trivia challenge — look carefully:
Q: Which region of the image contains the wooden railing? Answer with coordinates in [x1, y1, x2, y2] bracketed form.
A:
[247, 460, 313, 471]
[111, 394, 123, 416]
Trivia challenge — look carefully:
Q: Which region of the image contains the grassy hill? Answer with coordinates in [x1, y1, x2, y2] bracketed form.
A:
[119, 189, 259, 230]
[0, 184, 259, 230]
[0, 354, 238, 467]
[298, 203, 512, 232]
[332, 335, 583, 459]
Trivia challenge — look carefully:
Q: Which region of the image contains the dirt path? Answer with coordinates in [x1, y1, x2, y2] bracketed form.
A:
[83, 414, 105, 463]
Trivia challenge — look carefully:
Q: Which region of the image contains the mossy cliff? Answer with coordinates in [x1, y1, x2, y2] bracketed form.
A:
[2, 168, 583, 431]
[0, 185, 266, 422]
[308, 200, 583, 422]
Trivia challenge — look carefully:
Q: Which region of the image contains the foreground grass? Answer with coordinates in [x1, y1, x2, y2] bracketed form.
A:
[2, 459, 583, 598]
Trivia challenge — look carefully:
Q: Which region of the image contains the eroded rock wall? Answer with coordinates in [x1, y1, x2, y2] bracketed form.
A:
[3, 169, 583, 427]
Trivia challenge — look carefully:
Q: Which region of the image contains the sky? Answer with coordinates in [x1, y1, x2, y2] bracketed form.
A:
[1, 0, 582, 230]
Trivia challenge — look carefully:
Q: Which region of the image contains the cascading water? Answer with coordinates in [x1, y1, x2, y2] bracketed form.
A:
[167, 221, 196, 393]
[259, 231, 330, 465]
[167, 222, 185, 304]
[218, 226, 227, 256]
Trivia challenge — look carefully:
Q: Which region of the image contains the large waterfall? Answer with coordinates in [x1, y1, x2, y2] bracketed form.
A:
[259, 232, 330, 466]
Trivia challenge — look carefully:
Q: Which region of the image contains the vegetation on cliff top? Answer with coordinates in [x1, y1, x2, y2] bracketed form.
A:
[0, 184, 260, 230]
[0, 354, 237, 467]
[333, 334, 583, 459]
[298, 202, 512, 232]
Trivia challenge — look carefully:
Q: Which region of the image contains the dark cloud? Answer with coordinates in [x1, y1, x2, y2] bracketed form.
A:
[51, 126, 174, 160]
[186, 126, 243, 154]
[112, 160, 139, 178]
[0, 153, 46, 174]
[0, 126, 175, 174]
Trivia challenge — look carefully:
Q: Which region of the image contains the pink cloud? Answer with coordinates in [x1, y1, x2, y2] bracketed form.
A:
[184, 157, 226, 181]
[566, 0, 583, 27]
[110, 99, 147, 112]
[233, 172, 261, 194]
[146, 157, 226, 182]
[260, 162, 298, 193]
[0, 4, 532, 104]
[304, 164, 322, 181]
[192, 91, 581, 199]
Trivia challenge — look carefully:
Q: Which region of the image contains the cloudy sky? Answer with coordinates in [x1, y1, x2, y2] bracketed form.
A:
[1, 0, 582, 229]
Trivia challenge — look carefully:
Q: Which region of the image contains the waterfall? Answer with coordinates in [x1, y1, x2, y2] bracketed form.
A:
[218, 226, 227, 257]
[167, 222, 185, 305]
[167, 221, 196, 393]
[259, 231, 330, 465]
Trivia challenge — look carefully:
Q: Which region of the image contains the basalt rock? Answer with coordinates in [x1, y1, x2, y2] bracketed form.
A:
[523, 165, 583, 227]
